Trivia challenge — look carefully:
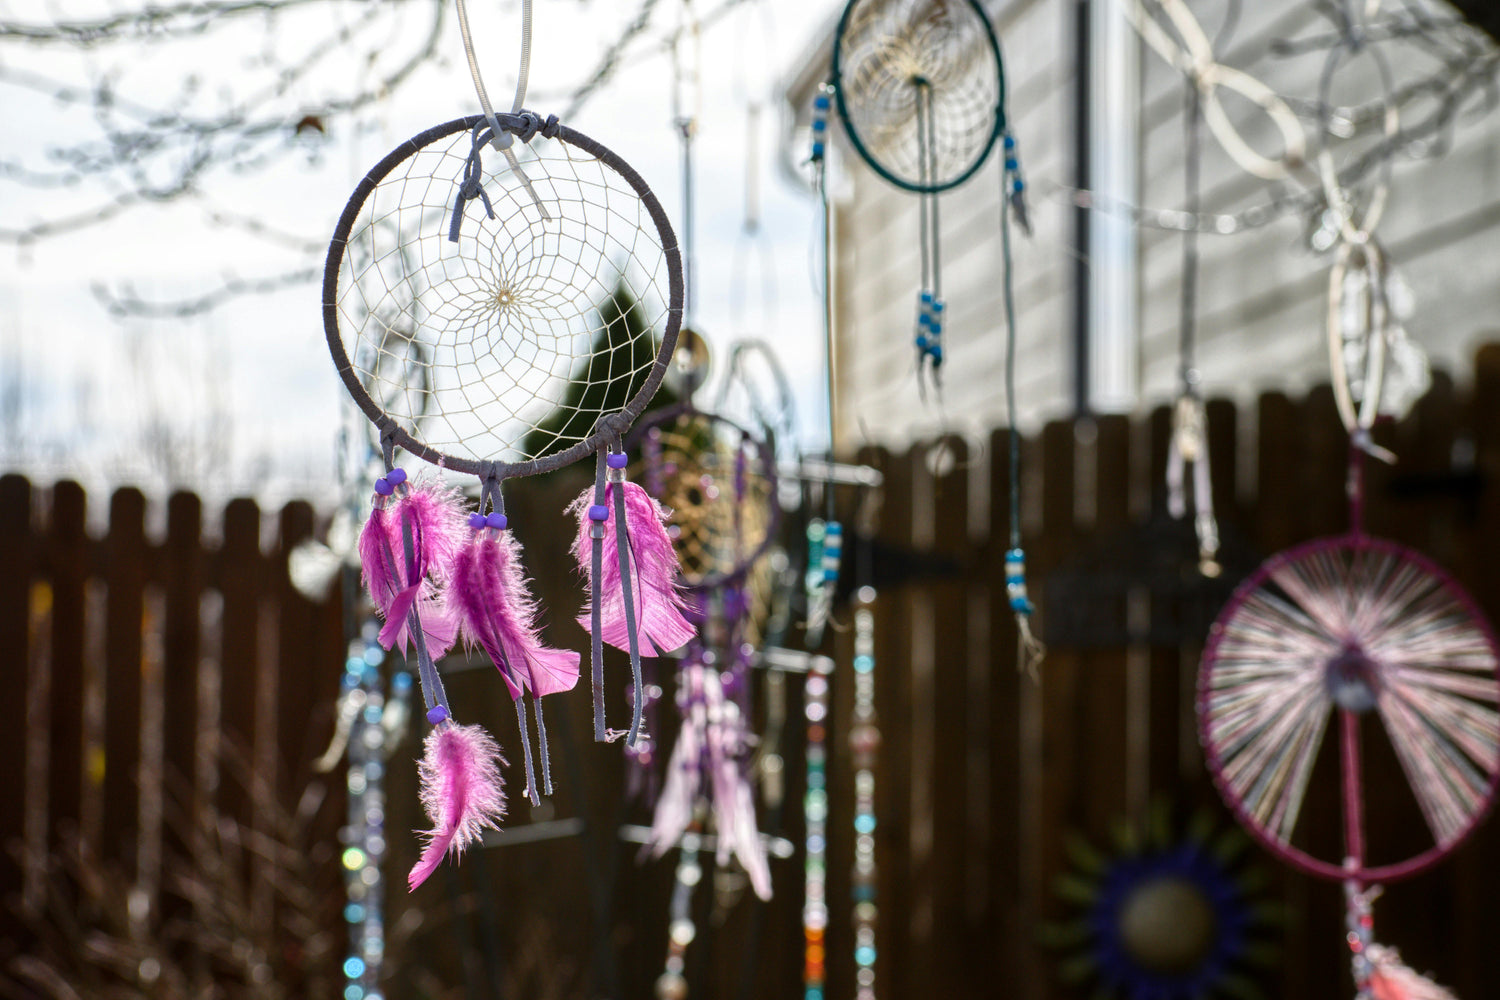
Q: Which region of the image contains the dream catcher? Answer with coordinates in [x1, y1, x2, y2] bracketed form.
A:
[1198, 34, 1496, 981]
[323, 0, 689, 890]
[830, 0, 1005, 391]
[627, 20, 783, 996]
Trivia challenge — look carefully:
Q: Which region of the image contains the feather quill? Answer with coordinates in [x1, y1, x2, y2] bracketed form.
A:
[408, 723, 506, 891]
[358, 479, 464, 657]
[569, 482, 695, 655]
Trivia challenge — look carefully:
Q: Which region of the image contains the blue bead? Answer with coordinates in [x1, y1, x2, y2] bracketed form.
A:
[812, 119, 827, 132]
[929, 322, 942, 335]
[588, 504, 609, 522]
[811, 141, 825, 157]
[825, 523, 843, 536]
[373, 478, 393, 497]
[468, 512, 487, 529]
[814, 93, 831, 110]
[1010, 596, 1034, 613]
[1005, 158, 1018, 171]
[386, 467, 407, 485]
[823, 569, 838, 581]
[920, 290, 934, 304]
[930, 346, 944, 364]
[1012, 178, 1025, 194]
[486, 511, 508, 530]
[855, 814, 876, 834]
[1003, 133, 1016, 150]
[915, 335, 929, 349]
[931, 300, 945, 313]
[426, 705, 449, 725]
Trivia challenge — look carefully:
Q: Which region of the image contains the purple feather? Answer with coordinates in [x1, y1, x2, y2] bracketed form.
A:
[449, 528, 581, 700]
[569, 481, 696, 655]
[358, 478, 464, 657]
[408, 722, 506, 891]
[647, 662, 771, 901]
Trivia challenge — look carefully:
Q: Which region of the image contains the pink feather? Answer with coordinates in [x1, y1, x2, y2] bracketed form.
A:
[1368, 946, 1459, 1000]
[408, 723, 506, 891]
[358, 479, 464, 657]
[449, 528, 581, 701]
[569, 482, 696, 655]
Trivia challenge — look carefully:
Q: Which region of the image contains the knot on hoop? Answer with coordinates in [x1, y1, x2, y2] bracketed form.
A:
[588, 410, 634, 444]
[448, 123, 498, 243]
[510, 111, 561, 144]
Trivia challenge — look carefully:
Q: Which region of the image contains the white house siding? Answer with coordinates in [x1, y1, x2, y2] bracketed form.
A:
[787, 0, 1500, 449]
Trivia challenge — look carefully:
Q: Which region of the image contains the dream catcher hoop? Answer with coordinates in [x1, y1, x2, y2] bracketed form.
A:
[324, 112, 682, 476]
[1199, 513, 1500, 883]
[831, 0, 1004, 194]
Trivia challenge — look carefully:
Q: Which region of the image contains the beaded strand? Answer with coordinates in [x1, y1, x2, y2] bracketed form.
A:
[850, 588, 879, 1000]
[339, 622, 413, 1000]
[803, 661, 831, 1000]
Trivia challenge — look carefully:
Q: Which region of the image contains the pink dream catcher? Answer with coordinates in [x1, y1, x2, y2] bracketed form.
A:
[1199, 447, 1500, 998]
[323, 109, 692, 890]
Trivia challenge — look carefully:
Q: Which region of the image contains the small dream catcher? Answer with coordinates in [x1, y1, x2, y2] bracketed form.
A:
[1199, 438, 1497, 993]
[325, 91, 691, 887]
[830, 0, 1006, 389]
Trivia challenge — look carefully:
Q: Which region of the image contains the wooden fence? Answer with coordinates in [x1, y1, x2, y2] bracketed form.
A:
[3, 344, 1500, 998]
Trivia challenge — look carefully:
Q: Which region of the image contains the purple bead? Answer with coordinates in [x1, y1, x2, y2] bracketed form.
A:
[486, 511, 508, 530]
[387, 467, 407, 485]
[588, 504, 609, 522]
[468, 512, 487, 529]
[426, 705, 449, 725]
[374, 477, 394, 497]
[606, 452, 628, 469]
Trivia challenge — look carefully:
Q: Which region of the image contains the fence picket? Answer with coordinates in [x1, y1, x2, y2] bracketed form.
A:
[46, 481, 87, 843]
[0, 474, 31, 915]
[102, 487, 147, 875]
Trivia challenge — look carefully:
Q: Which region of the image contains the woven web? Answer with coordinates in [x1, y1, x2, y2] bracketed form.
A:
[333, 131, 671, 465]
[1202, 540, 1499, 862]
[836, 0, 1001, 189]
[635, 412, 776, 589]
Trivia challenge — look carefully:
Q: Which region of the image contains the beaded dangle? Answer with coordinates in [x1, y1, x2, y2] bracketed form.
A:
[803, 661, 832, 1000]
[804, 517, 842, 648]
[849, 587, 879, 1000]
[998, 127, 1043, 677]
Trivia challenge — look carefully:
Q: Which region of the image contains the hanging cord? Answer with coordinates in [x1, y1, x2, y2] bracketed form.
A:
[1164, 81, 1223, 577]
[452, 0, 549, 218]
[912, 83, 944, 395]
[1000, 131, 1044, 679]
[673, 0, 702, 328]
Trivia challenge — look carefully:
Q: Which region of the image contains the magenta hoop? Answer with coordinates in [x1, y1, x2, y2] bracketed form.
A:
[1198, 531, 1500, 883]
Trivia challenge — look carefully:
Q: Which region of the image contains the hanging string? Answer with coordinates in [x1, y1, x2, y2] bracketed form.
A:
[912, 83, 944, 393]
[451, 0, 549, 217]
[1165, 80, 1223, 577]
[1000, 132, 1044, 678]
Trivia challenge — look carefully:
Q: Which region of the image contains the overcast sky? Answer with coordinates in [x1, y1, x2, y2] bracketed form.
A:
[0, 0, 838, 508]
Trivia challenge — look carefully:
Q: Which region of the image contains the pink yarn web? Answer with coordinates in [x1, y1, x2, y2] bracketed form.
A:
[1200, 533, 1500, 882]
